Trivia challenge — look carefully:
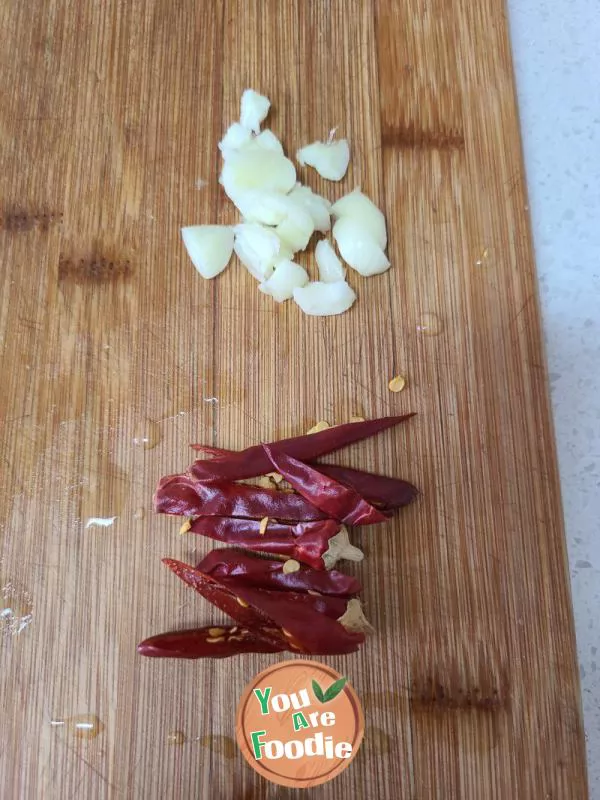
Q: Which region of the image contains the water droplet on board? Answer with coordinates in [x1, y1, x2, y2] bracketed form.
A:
[1, 582, 33, 636]
[199, 734, 236, 759]
[365, 725, 392, 754]
[416, 312, 443, 336]
[133, 419, 160, 450]
[133, 507, 145, 520]
[51, 714, 105, 739]
[167, 730, 186, 745]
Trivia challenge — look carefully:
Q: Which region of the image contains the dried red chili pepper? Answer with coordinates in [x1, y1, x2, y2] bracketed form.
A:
[188, 516, 342, 570]
[163, 559, 364, 655]
[262, 444, 388, 526]
[137, 625, 285, 659]
[190, 447, 418, 511]
[310, 464, 418, 511]
[154, 474, 326, 522]
[189, 414, 415, 482]
[197, 548, 361, 597]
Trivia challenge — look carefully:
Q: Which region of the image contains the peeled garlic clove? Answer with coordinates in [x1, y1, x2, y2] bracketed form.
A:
[296, 139, 350, 181]
[240, 89, 271, 134]
[289, 184, 332, 232]
[181, 225, 234, 279]
[275, 204, 315, 253]
[259, 259, 309, 302]
[218, 122, 253, 158]
[331, 188, 387, 249]
[233, 223, 281, 281]
[333, 217, 390, 277]
[315, 239, 346, 283]
[220, 150, 296, 199]
[293, 280, 356, 316]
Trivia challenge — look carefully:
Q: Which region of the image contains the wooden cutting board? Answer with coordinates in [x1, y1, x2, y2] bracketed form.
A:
[0, 1, 588, 797]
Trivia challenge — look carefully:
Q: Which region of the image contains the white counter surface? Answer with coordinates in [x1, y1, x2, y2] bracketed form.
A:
[508, 1, 600, 794]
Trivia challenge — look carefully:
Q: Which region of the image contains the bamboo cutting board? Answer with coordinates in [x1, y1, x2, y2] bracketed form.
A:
[0, 1, 588, 798]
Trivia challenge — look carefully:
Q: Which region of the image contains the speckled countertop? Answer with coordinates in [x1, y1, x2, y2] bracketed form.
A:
[508, 1, 600, 794]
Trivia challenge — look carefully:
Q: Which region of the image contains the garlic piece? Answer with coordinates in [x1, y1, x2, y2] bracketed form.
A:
[259, 259, 309, 303]
[315, 239, 346, 283]
[293, 280, 356, 316]
[288, 184, 332, 232]
[220, 150, 296, 200]
[333, 217, 390, 277]
[275, 204, 315, 253]
[331, 188, 387, 249]
[248, 129, 284, 155]
[337, 599, 375, 635]
[296, 139, 350, 181]
[181, 225, 234, 279]
[233, 223, 281, 281]
[218, 122, 253, 158]
[322, 526, 364, 569]
[240, 89, 271, 134]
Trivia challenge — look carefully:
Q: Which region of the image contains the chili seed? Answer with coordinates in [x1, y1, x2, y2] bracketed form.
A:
[267, 471, 283, 484]
[259, 516, 269, 535]
[208, 627, 226, 637]
[307, 420, 330, 435]
[206, 636, 225, 643]
[388, 375, 406, 393]
[236, 597, 249, 607]
[179, 519, 192, 535]
[282, 559, 300, 574]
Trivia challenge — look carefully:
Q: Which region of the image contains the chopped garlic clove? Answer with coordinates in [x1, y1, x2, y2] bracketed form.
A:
[322, 526, 364, 569]
[250, 130, 284, 154]
[259, 259, 309, 302]
[181, 225, 234, 279]
[331, 188, 387, 249]
[233, 223, 281, 281]
[231, 190, 292, 226]
[275, 204, 315, 253]
[333, 217, 390, 277]
[296, 139, 350, 181]
[315, 239, 346, 283]
[240, 89, 271, 134]
[218, 122, 253, 158]
[337, 598, 375, 635]
[288, 184, 332, 232]
[293, 280, 356, 316]
[220, 150, 296, 200]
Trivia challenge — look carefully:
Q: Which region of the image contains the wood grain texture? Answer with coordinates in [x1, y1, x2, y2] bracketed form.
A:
[0, 1, 588, 798]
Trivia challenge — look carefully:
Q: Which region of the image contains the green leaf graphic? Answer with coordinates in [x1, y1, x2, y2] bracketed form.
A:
[323, 676, 348, 702]
[312, 679, 325, 703]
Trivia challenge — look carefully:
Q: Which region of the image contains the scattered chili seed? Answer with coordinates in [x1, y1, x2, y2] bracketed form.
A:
[208, 627, 226, 637]
[259, 516, 269, 535]
[236, 597, 249, 607]
[282, 559, 300, 574]
[388, 375, 406, 393]
[349, 415, 365, 423]
[307, 420, 330, 435]
[257, 475, 274, 489]
[282, 628, 293, 638]
[307, 590, 322, 596]
[179, 519, 192, 535]
[206, 636, 225, 643]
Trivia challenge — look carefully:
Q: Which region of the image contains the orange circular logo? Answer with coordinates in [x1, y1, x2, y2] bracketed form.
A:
[236, 659, 364, 788]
